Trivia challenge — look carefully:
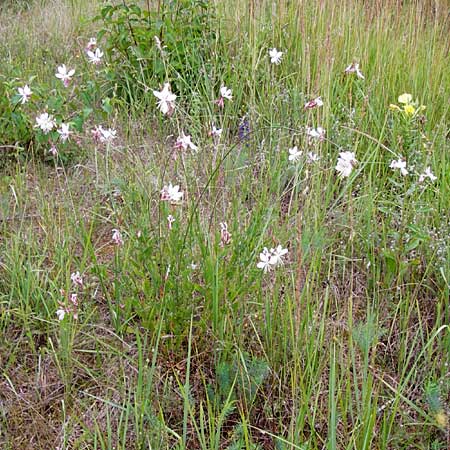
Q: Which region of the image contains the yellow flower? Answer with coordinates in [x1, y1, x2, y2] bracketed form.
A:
[403, 104, 415, 116]
[398, 93, 413, 104]
[435, 410, 448, 428]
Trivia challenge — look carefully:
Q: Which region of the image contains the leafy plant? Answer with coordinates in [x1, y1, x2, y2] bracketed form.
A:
[97, 0, 219, 107]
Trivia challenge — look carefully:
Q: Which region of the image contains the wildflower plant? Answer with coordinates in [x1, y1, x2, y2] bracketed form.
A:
[1, 42, 112, 162]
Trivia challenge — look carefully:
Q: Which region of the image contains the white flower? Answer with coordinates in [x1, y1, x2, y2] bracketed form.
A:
[154, 35, 167, 53]
[418, 166, 437, 183]
[306, 126, 326, 141]
[167, 214, 175, 229]
[269, 48, 283, 65]
[257, 245, 288, 272]
[85, 37, 97, 51]
[70, 293, 78, 306]
[92, 125, 116, 143]
[389, 159, 408, 176]
[269, 245, 288, 266]
[56, 308, 66, 321]
[112, 229, 124, 246]
[220, 86, 232, 100]
[335, 151, 357, 178]
[307, 151, 320, 163]
[304, 96, 323, 109]
[17, 84, 32, 104]
[35, 113, 56, 134]
[87, 48, 104, 65]
[57, 123, 70, 142]
[398, 93, 413, 104]
[161, 183, 183, 203]
[288, 146, 302, 162]
[175, 132, 198, 151]
[257, 247, 272, 272]
[100, 127, 116, 143]
[219, 222, 232, 246]
[55, 64, 75, 87]
[71, 271, 83, 287]
[344, 62, 365, 79]
[211, 125, 222, 138]
[153, 83, 177, 115]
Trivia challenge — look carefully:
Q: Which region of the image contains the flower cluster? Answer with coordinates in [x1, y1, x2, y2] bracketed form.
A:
[389, 158, 437, 183]
[389, 93, 425, 117]
[85, 38, 104, 65]
[92, 125, 117, 144]
[257, 245, 288, 272]
[56, 271, 84, 321]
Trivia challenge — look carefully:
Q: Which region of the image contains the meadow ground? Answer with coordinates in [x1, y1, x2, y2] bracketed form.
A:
[0, 0, 449, 448]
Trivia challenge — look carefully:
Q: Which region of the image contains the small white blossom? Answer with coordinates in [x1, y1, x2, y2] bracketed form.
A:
[85, 37, 97, 52]
[161, 183, 183, 203]
[35, 113, 56, 134]
[344, 62, 365, 79]
[70, 293, 78, 306]
[269, 245, 288, 266]
[288, 146, 302, 162]
[154, 35, 167, 54]
[57, 123, 70, 142]
[167, 214, 175, 229]
[257, 247, 272, 272]
[257, 245, 288, 272]
[87, 48, 104, 65]
[71, 271, 83, 287]
[211, 125, 222, 138]
[99, 127, 116, 143]
[112, 229, 124, 246]
[306, 126, 325, 141]
[219, 222, 232, 246]
[389, 159, 408, 176]
[418, 166, 437, 183]
[56, 308, 66, 321]
[153, 83, 177, 115]
[55, 64, 75, 87]
[92, 125, 116, 143]
[220, 86, 232, 100]
[307, 151, 320, 163]
[304, 96, 323, 109]
[18, 85, 32, 104]
[175, 133, 198, 151]
[269, 48, 283, 65]
[335, 151, 357, 178]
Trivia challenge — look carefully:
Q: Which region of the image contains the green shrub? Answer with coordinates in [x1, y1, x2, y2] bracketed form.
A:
[96, 0, 219, 107]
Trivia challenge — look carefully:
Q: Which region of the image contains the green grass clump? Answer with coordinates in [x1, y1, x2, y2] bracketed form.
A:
[0, 0, 449, 449]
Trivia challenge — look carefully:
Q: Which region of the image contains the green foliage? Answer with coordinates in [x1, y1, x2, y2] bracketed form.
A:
[209, 353, 270, 408]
